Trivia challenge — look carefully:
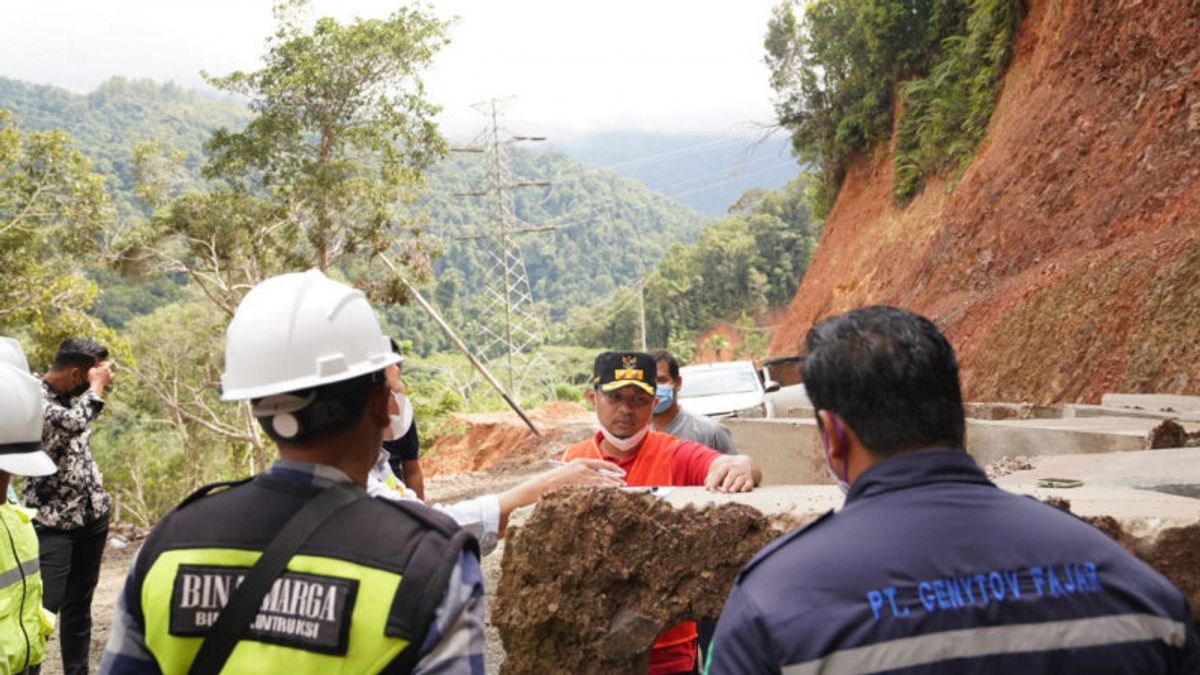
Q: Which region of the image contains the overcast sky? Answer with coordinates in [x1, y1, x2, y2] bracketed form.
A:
[0, 1, 783, 140]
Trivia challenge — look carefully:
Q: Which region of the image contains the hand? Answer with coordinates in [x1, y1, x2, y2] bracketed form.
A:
[496, 458, 626, 538]
[531, 458, 626, 497]
[704, 455, 758, 493]
[88, 361, 114, 394]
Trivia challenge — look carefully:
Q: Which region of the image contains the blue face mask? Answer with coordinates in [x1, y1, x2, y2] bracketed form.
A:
[653, 385, 675, 414]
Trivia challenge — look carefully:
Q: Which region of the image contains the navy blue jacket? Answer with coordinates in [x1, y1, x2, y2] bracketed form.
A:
[708, 449, 1199, 674]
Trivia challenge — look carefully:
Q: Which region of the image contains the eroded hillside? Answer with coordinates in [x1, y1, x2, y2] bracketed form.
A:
[771, 0, 1200, 403]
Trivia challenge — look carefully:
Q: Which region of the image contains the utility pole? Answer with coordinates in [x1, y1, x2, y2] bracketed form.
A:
[378, 254, 541, 435]
[452, 99, 555, 396]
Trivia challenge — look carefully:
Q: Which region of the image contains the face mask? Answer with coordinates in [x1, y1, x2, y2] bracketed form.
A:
[386, 391, 414, 441]
[600, 423, 650, 452]
[652, 385, 675, 415]
[822, 417, 851, 495]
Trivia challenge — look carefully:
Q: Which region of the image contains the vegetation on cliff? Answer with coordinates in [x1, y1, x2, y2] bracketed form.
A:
[766, 0, 1022, 214]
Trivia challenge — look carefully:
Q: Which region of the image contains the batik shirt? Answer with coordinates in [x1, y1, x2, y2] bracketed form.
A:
[22, 379, 111, 528]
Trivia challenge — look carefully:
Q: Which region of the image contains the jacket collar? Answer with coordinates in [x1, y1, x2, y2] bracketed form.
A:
[845, 448, 993, 503]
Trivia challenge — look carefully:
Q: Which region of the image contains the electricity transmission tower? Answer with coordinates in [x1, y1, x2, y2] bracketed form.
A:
[452, 100, 555, 396]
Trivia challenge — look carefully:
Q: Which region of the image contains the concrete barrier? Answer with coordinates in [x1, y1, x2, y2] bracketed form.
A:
[963, 416, 1199, 465]
[964, 402, 1062, 420]
[1100, 393, 1200, 412]
[723, 418, 831, 485]
[725, 416, 1199, 484]
[1065, 403, 1200, 423]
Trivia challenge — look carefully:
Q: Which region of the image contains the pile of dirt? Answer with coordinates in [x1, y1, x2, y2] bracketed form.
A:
[423, 402, 595, 476]
[493, 488, 797, 674]
[1039, 496, 1199, 624]
[1148, 419, 1200, 449]
[1085, 518, 1200, 625]
[985, 455, 1034, 478]
[770, 0, 1200, 404]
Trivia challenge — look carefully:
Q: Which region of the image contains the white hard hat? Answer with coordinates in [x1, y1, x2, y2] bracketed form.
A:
[220, 270, 401, 401]
[0, 337, 56, 476]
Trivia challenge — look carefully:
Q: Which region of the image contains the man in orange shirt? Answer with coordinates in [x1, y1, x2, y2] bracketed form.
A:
[561, 351, 761, 675]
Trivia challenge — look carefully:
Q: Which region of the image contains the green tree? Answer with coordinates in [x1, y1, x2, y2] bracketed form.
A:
[91, 299, 250, 524]
[0, 109, 119, 363]
[765, 0, 1018, 213]
[124, 0, 451, 314]
[111, 0, 453, 471]
[570, 175, 816, 356]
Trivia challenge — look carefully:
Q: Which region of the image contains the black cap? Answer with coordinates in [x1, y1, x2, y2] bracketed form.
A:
[591, 351, 656, 396]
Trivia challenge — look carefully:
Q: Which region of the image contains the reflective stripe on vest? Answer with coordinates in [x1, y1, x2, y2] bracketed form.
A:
[142, 548, 411, 673]
[0, 504, 48, 673]
[562, 431, 699, 649]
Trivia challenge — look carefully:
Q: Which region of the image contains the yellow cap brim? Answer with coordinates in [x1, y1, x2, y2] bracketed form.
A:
[598, 380, 655, 396]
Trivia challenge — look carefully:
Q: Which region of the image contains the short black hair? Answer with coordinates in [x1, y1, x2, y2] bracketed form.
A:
[254, 371, 384, 444]
[649, 349, 680, 381]
[804, 305, 965, 454]
[52, 338, 108, 369]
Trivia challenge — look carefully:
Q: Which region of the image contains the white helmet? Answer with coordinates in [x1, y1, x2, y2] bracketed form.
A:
[221, 270, 401, 401]
[0, 337, 56, 476]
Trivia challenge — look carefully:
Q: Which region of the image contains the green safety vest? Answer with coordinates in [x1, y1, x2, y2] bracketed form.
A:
[0, 503, 54, 675]
[142, 549, 413, 673]
[132, 475, 475, 674]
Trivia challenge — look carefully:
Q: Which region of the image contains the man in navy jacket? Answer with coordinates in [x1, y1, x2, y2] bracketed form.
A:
[707, 305, 1198, 674]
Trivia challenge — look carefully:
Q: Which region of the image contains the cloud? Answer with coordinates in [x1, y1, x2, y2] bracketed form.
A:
[0, 0, 779, 138]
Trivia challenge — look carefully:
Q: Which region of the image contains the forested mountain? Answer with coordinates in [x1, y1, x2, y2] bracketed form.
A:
[0, 76, 710, 353]
[554, 131, 798, 217]
[420, 150, 705, 322]
[0, 76, 248, 216]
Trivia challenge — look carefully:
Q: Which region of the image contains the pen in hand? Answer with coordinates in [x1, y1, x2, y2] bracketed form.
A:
[548, 458, 625, 479]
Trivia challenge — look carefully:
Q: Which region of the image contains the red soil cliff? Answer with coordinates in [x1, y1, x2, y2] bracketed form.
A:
[770, 0, 1200, 404]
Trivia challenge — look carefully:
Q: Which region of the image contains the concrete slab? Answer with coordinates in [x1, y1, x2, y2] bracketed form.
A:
[965, 416, 1200, 465]
[764, 384, 811, 418]
[648, 463, 1200, 532]
[723, 418, 832, 485]
[727, 416, 1199, 485]
[964, 402, 1062, 420]
[1065, 403, 1200, 423]
[990, 447, 1200, 488]
[1101, 393, 1200, 413]
[782, 405, 815, 418]
[991, 448, 1200, 531]
[659, 484, 844, 518]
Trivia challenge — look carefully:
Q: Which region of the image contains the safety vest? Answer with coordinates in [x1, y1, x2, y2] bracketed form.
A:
[0, 503, 54, 675]
[562, 431, 699, 653]
[132, 474, 476, 674]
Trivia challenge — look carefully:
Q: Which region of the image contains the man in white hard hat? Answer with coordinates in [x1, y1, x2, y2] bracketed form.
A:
[0, 337, 59, 674]
[100, 269, 620, 674]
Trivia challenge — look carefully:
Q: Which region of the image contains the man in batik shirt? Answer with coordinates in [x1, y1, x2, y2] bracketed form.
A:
[24, 338, 113, 675]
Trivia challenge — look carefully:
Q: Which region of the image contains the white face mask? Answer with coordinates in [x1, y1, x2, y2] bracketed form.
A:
[385, 391, 414, 441]
[599, 423, 650, 452]
[822, 419, 851, 495]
